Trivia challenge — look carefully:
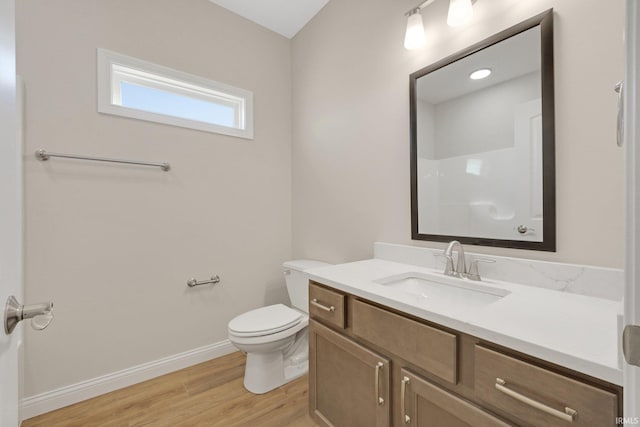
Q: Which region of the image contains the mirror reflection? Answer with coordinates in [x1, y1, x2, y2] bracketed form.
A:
[410, 12, 555, 251]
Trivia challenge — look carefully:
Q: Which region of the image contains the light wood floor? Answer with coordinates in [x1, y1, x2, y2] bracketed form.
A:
[22, 352, 319, 427]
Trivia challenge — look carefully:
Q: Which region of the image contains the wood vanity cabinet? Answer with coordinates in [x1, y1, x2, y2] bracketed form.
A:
[309, 320, 391, 427]
[308, 281, 623, 427]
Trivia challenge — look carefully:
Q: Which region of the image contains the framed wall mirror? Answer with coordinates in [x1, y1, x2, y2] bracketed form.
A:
[410, 10, 555, 251]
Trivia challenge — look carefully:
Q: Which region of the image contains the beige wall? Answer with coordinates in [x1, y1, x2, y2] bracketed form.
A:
[292, 0, 625, 268]
[18, 0, 292, 396]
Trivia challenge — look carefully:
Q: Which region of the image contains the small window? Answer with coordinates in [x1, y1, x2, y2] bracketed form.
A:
[97, 49, 253, 139]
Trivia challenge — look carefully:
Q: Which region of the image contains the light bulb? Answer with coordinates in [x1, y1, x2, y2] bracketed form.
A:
[447, 0, 473, 27]
[404, 11, 426, 50]
[469, 68, 491, 80]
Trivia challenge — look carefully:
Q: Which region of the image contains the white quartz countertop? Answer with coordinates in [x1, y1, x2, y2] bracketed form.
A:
[307, 259, 623, 386]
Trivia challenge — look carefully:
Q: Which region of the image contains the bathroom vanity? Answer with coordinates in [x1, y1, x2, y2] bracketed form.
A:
[305, 251, 623, 427]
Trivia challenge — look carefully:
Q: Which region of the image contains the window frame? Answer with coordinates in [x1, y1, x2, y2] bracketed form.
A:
[97, 49, 254, 139]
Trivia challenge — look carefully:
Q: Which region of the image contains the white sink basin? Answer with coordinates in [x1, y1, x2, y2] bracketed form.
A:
[374, 272, 510, 308]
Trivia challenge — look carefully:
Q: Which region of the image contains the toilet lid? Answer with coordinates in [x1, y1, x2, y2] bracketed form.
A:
[228, 304, 303, 337]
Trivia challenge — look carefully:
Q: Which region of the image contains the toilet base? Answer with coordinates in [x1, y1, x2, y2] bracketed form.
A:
[244, 351, 285, 394]
[229, 311, 309, 394]
[243, 353, 309, 394]
[240, 329, 309, 394]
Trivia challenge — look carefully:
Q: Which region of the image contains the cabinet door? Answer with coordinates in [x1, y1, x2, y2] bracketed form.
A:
[309, 320, 391, 427]
[400, 368, 513, 427]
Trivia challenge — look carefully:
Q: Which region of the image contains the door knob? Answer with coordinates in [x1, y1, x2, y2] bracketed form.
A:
[4, 296, 54, 335]
[516, 225, 536, 235]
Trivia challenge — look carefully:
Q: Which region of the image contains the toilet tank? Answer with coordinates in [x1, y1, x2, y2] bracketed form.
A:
[283, 260, 331, 312]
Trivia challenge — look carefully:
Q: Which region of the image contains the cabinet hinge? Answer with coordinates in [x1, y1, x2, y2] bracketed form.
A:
[623, 324, 640, 367]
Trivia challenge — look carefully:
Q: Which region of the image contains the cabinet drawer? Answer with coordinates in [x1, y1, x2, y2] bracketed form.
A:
[475, 346, 618, 427]
[309, 282, 346, 329]
[351, 299, 457, 384]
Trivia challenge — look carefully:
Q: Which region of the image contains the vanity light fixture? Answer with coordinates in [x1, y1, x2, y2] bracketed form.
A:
[469, 68, 491, 80]
[404, 0, 475, 50]
[404, 8, 427, 50]
[447, 0, 474, 27]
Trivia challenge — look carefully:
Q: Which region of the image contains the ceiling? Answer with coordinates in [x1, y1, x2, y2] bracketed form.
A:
[209, 0, 330, 39]
[417, 26, 541, 104]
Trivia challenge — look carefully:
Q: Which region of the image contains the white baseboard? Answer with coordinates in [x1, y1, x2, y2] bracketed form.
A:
[21, 340, 236, 421]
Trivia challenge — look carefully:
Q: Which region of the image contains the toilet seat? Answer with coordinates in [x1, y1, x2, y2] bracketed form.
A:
[228, 304, 303, 338]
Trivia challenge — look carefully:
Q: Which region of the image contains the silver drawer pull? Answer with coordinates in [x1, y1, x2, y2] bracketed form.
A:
[401, 376, 411, 424]
[495, 378, 577, 422]
[310, 299, 335, 313]
[375, 362, 384, 405]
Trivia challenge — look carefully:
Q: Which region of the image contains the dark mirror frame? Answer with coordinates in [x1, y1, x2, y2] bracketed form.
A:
[410, 9, 556, 251]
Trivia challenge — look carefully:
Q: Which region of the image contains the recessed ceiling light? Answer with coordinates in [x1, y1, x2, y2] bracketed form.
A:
[469, 68, 492, 80]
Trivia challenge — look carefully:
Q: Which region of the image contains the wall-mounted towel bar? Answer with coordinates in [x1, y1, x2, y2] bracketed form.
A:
[35, 149, 170, 171]
[187, 275, 221, 288]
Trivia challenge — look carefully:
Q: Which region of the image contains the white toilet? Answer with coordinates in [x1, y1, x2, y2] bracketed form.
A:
[228, 259, 330, 394]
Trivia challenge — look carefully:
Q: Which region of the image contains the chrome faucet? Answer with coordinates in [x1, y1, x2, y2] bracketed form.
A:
[441, 240, 495, 281]
[443, 240, 466, 278]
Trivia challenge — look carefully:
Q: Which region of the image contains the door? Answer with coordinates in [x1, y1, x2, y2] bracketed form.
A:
[0, 0, 23, 425]
[309, 320, 391, 427]
[399, 369, 512, 427]
[625, 0, 640, 420]
[513, 98, 543, 242]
